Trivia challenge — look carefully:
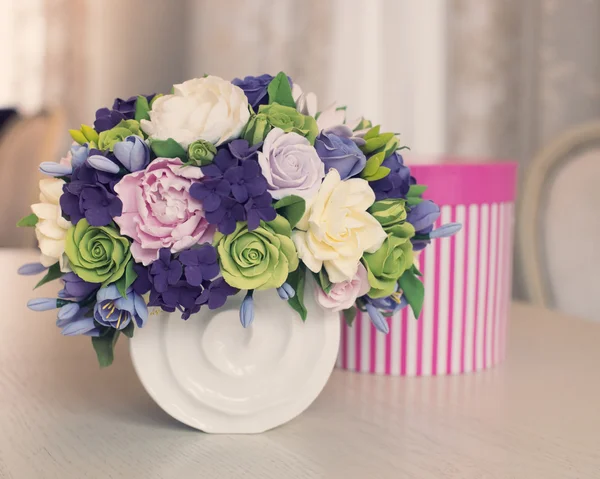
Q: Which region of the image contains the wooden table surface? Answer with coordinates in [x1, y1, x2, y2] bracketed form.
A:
[1, 249, 599, 478]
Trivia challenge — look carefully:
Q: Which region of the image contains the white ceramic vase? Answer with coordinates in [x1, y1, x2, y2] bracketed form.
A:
[130, 280, 340, 433]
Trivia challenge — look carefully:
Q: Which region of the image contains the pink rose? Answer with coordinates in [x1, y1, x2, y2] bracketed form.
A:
[114, 158, 214, 265]
[315, 263, 370, 312]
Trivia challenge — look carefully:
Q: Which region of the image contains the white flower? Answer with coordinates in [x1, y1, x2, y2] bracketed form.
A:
[257, 128, 325, 200]
[31, 178, 71, 270]
[292, 83, 361, 131]
[293, 169, 387, 283]
[141, 75, 250, 148]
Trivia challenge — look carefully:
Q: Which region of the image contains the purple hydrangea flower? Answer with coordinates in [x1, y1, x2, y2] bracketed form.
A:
[94, 94, 154, 132]
[190, 140, 275, 235]
[60, 272, 99, 300]
[146, 247, 238, 320]
[407, 200, 440, 251]
[94, 284, 148, 330]
[315, 128, 367, 179]
[60, 161, 123, 226]
[231, 74, 292, 110]
[369, 152, 412, 201]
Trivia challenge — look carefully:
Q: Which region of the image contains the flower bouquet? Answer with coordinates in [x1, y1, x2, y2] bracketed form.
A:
[20, 72, 459, 432]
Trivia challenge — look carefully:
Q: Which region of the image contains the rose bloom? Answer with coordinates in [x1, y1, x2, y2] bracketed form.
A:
[293, 169, 387, 283]
[315, 263, 370, 312]
[257, 128, 325, 200]
[114, 158, 214, 265]
[141, 76, 250, 148]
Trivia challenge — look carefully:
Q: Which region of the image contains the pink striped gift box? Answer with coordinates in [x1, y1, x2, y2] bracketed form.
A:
[337, 162, 518, 376]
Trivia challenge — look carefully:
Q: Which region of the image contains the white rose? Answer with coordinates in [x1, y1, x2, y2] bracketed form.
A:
[257, 128, 325, 200]
[293, 169, 387, 283]
[141, 75, 250, 148]
[31, 178, 71, 270]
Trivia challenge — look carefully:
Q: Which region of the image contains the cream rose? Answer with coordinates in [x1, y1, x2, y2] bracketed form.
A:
[293, 169, 387, 283]
[141, 76, 250, 148]
[31, 178, 71, 270]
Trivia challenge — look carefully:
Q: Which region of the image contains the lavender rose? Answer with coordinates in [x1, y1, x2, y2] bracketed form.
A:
[113, 158, 214, 265]
[232, 74, 292, 110]
[314, 126, 366, 179]
[257, 128, 325, 200]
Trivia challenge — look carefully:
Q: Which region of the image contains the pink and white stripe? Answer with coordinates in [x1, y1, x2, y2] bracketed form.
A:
[337, 162, 517, 376]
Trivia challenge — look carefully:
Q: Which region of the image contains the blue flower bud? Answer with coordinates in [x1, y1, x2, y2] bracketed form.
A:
[113, 135, 150, 172]
[239, 293, 255, 328]
[276, 282, 295, 300]
[87, 154, 120, 174]
[17, 262, 47, 275]
[70, 143, 89, 168]
[39, 162, 72, 177]
[366, 303, 389, 334]
[27, 298, 58, 311]
[429, 223, 463, 239]
[57, 302, 80, 321]
[57, 289, 69, 299]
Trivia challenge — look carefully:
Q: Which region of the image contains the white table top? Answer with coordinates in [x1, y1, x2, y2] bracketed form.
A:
[1, 249, 599, 478]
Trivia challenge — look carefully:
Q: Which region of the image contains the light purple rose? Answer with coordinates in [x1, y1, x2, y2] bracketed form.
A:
[314, 125, 367, 180]
[257, 128, 325, 200]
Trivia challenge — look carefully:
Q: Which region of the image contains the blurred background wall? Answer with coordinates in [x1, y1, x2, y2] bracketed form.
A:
[1, 0, 599, 305]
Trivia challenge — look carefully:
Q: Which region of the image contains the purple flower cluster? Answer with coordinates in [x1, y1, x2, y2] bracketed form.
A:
[190, 140, 276, 234]
[133, 247, 238, 320]
[60, 161, 123, 226]
[94, 94, 154, 132]
[369, 152, 412, 201]
[59, 272, 99, 300]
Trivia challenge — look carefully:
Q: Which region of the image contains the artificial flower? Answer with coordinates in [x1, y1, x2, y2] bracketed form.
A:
[368, 198, 414, 237]
[64, 219, 132, 284]
[56, 306, 105, 337]
[97, 120, 143, 152]
[315, 263, 370, 313]
[257, 128, 325, 200]
[314, 126, 366, 179]
[114, 157, 214, 265]
[214, 215, 298, 290]
[231, 74, 290, 110]
[94, 94, 154, 132]
[59, 272, 99, 300]
[60, 161, 122, 227]
[190, 140, 276, 234]
[94, 284, 148, 330]
[256, 103, 318, 145]
[293, 169, 387, 283]
[242, 113, 271, 146]
[369, 151, 412, 201]
[292, 83, 361, 131]
[113, 135, 150, 172]
[362, 231, 415, 299]
[141, 76, 250, 148]
[406, 199, 440, 251]
[187, 139, 217, 166]
[31, 178, 71, 269]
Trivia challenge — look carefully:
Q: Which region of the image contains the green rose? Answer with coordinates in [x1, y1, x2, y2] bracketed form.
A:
[65, 219, 132, 285]
[214, 215, 299, 290]
[97, 120, 143, 151]
[362, 231, 415, 298]
[369, 199, 414, 238]
[242, 113, 272, 145]
[257, 103, 319, 145]
[186, 139, 217, 166]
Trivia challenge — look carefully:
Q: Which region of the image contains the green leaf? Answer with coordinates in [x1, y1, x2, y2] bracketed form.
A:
[150, 138, 187, 160]
[286, 264, 307, 321]
[16, 213, 38, 227]
[34, 263, 63, 289]
[406, 196, 424, 206]
[149, 93, 162, 107]
[273, 195, 305, 229]
[122, 321, 135, 339]
[363, 166, 390, 182]
[363, 125, 381, 140]
[362, 133, 396, 154]
[399, 271, 425, 319]
[343, 306, 357, 327]
[408, 184, 428, 197]
[411, 264, 423, 277]
[362, 152, 384, 177]
[134, 95, 151, 122]
[316, 268, 332, 294]
[267, 72, 296, 108]
[115, 259, 138, 298]
[92, 330, 120, 368]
